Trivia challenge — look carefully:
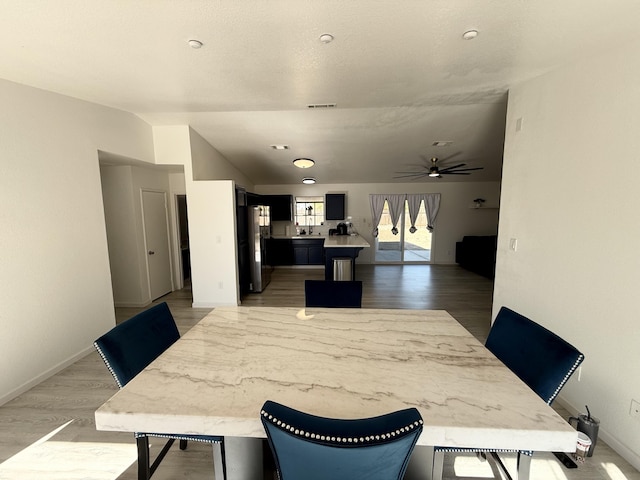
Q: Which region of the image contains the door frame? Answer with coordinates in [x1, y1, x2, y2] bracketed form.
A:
[141, 188, 175, 300]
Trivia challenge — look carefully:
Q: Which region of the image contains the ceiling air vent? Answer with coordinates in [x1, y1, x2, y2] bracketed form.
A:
[307, 103, 337, 109]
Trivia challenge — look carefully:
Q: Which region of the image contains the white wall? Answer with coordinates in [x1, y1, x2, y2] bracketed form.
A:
[257, 181, 501, 264]
[0, 79, 155, 404]
[153, 126, 254, 307]
[100, 163, 178, 307]
[495, 41, 640, 468]
[100, 165, 144, 305]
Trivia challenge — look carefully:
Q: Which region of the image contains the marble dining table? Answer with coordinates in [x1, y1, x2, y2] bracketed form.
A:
[95, 306, 577, 480]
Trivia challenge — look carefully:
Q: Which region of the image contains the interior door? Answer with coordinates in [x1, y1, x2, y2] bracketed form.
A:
[142, 190, 173, 300]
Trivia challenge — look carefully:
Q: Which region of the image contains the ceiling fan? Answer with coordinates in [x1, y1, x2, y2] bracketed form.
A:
[394, 156, 483, 179]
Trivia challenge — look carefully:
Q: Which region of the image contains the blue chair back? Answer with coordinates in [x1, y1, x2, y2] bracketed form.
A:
[261, 400, 422, 480]
[485, 306, 584, 404]
[305, 280, 363, 308]
[94, 302, 180, 388]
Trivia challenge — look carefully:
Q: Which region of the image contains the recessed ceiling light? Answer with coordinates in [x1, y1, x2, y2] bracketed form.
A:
[302, 177, 316, 184]
[462, 30, 478, 40]
[293, 158, 315, 168]
[319, 34, 334, 44]
[270, 145, 290, 150]
[188, 39, 204, 49]
[432, 141, 453, 147]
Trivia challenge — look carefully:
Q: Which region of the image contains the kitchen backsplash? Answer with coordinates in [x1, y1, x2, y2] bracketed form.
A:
[271, 220, 343, 237]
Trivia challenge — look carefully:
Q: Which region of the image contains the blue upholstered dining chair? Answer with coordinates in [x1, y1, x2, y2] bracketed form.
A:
[260, 400, 423, 480]
[304, 280, 363, 308]
[432, 306, 584, 480]
[94, 302, 226, 480]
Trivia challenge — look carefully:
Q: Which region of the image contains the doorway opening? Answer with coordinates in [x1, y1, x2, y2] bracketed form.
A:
[177, 194, 190, 282]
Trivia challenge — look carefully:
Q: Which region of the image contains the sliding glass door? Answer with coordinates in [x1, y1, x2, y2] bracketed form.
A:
[374, 200, 432, 263]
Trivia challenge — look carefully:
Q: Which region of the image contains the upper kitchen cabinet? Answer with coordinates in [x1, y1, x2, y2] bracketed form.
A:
[247, 192, 262, 206]
[325, 193, 346, 220]
[263, 194, 293, 221]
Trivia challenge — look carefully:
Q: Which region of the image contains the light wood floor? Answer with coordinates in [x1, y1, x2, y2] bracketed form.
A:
[0, 264, 637, 479]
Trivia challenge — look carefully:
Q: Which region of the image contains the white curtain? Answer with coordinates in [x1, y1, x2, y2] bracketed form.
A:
[386, 194, 406, 235]
[406, 194, 423, 234]
[370, 192, 441, 237]
[369, 194, 386, 238]
[424, 193, 441, 232]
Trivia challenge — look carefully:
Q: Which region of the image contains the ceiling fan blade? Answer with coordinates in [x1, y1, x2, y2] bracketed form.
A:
[440, 171, 472, 175]
[443, 167, 484, 173]
[393, 173, 428, 179]
[438, 163, 467, 172]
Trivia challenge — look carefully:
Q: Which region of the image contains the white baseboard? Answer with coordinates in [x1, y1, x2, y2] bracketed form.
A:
[557, 396, 640, 471]
[0, 345, 95, 407]
[192, 302, 235, 309]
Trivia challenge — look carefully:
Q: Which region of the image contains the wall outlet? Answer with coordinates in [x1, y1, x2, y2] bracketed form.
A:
[630, 399, 640, 418]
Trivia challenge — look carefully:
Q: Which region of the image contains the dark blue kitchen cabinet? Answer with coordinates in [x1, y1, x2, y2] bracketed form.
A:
[263, 194, 293, 221]
[325, 193, 345, 220]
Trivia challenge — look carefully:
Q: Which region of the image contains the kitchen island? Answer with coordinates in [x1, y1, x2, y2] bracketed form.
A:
[323, 234, 370, 280]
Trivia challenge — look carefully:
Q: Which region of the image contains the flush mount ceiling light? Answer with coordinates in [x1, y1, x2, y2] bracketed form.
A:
[187, 39, 204, 49]
[293, 158, 315, 168]
[302, 177, 316, 184]
[462, 30, 478, 40]
[319, 33, 334, 44]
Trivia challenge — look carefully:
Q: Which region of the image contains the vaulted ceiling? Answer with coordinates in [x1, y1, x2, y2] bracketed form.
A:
[2, 1, 639, 184]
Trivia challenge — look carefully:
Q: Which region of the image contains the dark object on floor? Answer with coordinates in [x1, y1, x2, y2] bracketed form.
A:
[455, 235, 497, 279]
[554, 451, 578, 468]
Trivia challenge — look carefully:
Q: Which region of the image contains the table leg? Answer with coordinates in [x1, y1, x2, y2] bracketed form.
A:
[215, 437, 263, 480]
[404, 445, 434, 480]
[517, 452, 531, 480]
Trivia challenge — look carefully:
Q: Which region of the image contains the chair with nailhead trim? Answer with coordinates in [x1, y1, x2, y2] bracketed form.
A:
[94, 302, 226, 480]
[260, 400, 423, 480]
[432, 306, 584, 480]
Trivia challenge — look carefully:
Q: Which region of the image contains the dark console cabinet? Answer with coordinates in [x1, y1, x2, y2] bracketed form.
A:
[325, 193, 345, 220]
[455, 235, 497, 279]
[263, 194, 293, 221]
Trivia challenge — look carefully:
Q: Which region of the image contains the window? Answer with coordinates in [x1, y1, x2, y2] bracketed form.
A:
[295, 196, 324, 228]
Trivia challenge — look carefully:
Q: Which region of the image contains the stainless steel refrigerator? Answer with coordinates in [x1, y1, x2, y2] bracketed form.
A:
[248, 205, 271, 292]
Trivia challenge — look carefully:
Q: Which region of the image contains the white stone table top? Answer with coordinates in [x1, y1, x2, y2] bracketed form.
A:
[95, 307, 576, 451]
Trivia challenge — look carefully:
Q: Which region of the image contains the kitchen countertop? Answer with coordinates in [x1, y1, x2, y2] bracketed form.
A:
[324, 234, 370, 248]
[270, 234, 370, 248]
